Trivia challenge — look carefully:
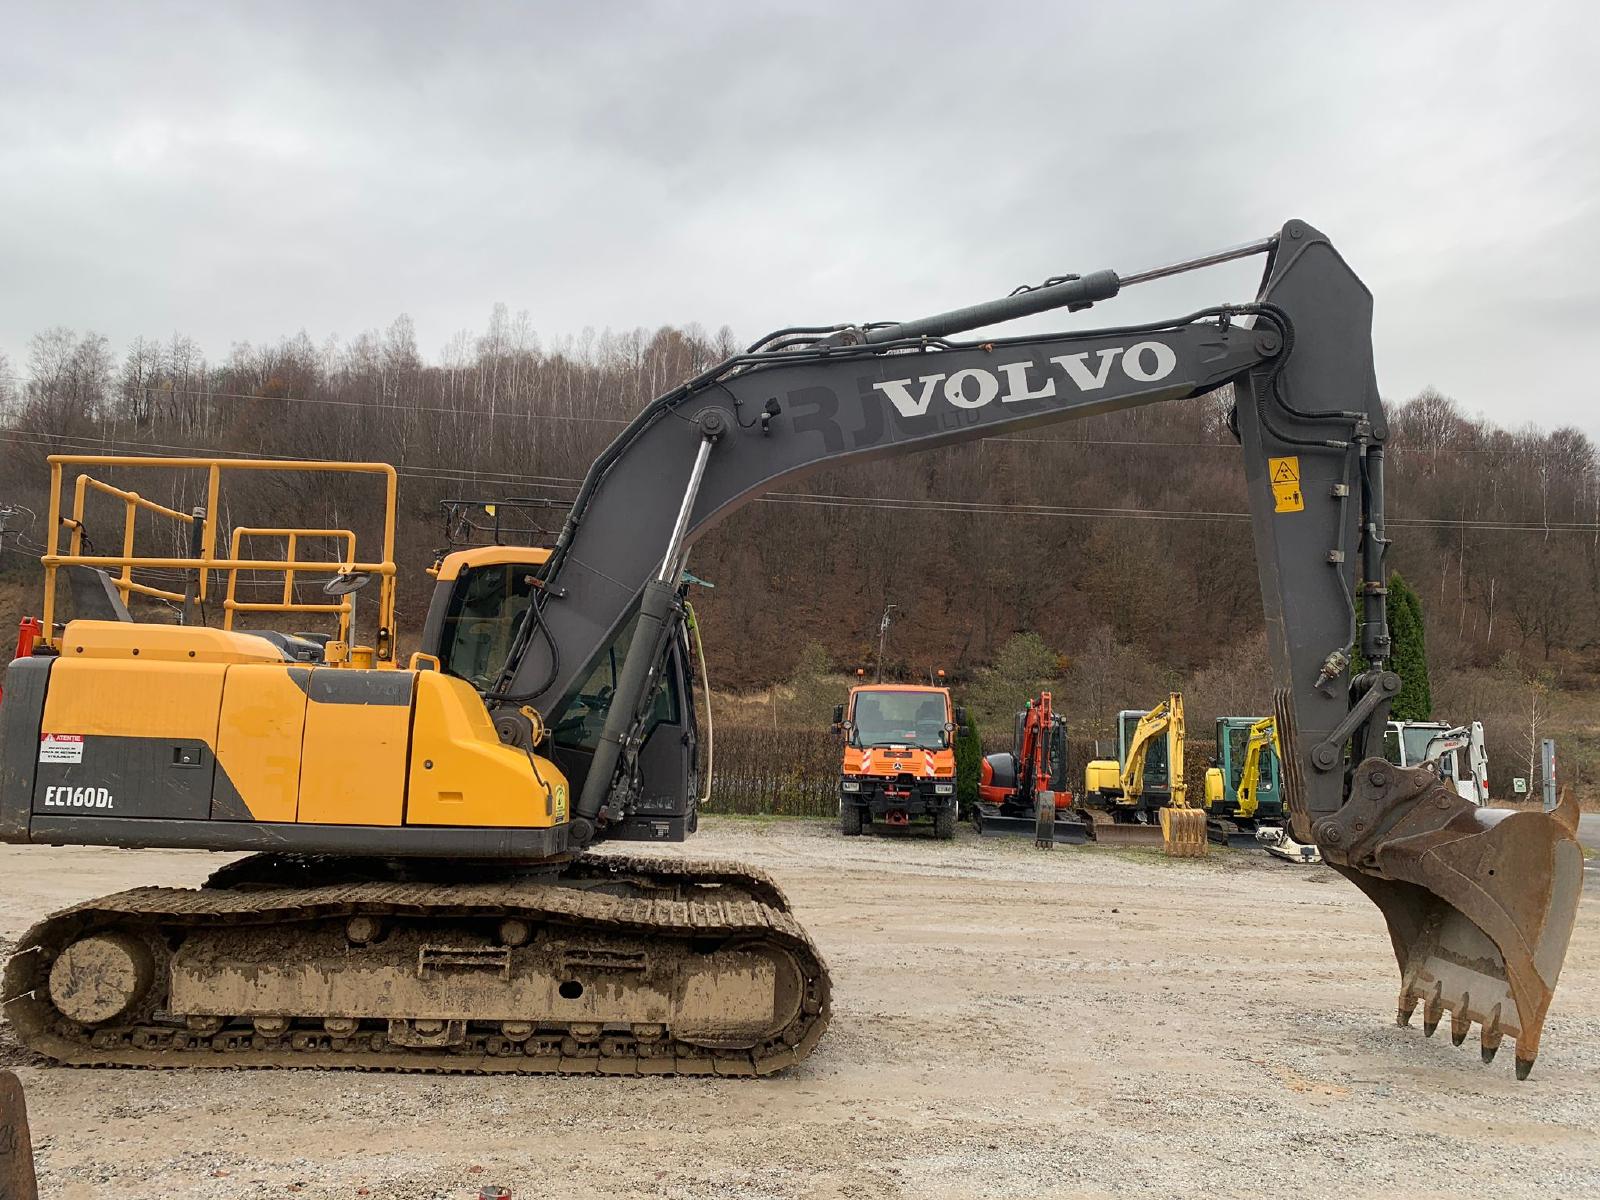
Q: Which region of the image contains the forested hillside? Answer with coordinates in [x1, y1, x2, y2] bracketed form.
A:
[0, 315, 1596, 793]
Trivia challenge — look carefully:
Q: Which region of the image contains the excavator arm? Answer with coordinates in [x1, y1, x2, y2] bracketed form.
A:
[1234, 717, 1281, 820]
[1119, 693, 1187, 808]
[487, 218, 1581, 1076]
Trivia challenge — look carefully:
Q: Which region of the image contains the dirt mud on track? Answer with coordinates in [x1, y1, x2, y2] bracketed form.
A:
[2, 817, 1597, 1199]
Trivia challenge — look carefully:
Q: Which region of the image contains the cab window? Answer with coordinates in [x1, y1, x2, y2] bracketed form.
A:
[551, 615, 682, 754]
[438, 565, 535, 689]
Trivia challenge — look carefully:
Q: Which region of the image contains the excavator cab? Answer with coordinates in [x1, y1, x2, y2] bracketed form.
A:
[1115, 707, 1172, 811]
[422, 546, 548, 690]
[420, 549, 701, 842]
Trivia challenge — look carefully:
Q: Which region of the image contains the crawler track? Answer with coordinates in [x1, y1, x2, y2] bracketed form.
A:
[1, 854, 829, 1076]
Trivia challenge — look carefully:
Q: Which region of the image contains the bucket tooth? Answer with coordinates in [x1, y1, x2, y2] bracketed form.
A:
[1396, 992, 1418, 1027]
[1421, 983, 1443, 1038]
[1449, 995, 1471, 1047]
[1515, 1056, 1535, 1081]
[1480, 1005, 1503, 1064]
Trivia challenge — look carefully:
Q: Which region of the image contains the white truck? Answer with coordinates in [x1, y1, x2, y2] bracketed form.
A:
[1385, 720, 1490, 806]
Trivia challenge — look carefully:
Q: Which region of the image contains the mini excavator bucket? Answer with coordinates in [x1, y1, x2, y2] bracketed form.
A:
[1318, 766, 1585, 1078]
[1160, 806, 1208, 857]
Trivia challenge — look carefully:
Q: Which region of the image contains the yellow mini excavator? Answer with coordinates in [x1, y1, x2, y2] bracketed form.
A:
[0, 220, 1584, 1079]
[1081, 693, 1205, 854]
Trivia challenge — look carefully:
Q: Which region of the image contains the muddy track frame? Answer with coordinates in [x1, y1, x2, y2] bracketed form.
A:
[1, 855, 830, 1077]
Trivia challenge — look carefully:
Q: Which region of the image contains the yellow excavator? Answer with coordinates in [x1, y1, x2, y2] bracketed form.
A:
[1081, 693, 1205, 854]
[1202, 716, 1319, 861]
[1204, 717, 1278, 819]
[0, 220, 1584, 1079]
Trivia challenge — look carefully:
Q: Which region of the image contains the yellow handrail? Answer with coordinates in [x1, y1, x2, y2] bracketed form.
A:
[223, 526, 358, 641]
[63, 474, 199, 606]
[41, 456, 400, 662]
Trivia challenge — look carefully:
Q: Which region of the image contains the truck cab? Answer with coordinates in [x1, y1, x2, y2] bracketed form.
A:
[833, 685, 959, 838]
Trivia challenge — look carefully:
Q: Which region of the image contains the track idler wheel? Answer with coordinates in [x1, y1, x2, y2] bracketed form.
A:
[48, 931, 156, 1025]
[1317, 761, 1584, 1079]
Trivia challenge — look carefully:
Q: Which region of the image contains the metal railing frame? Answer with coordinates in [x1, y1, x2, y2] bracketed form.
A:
[41, 456, 399, 662]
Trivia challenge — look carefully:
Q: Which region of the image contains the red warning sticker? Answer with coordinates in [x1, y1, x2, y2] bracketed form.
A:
[39, 733, 84, 764]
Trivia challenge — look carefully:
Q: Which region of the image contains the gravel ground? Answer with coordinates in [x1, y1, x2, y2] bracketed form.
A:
[2, 816, 1597, 1200]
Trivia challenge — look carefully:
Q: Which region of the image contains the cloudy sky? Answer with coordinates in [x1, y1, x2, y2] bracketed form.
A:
[2, 1, 1595, 435]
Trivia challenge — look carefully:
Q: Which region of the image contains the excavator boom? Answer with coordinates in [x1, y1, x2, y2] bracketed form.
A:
[488, 219, 1579, 1075]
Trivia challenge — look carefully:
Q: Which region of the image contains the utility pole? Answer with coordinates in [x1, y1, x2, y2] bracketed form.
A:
[875, 603, 896, 683]
[1541, 739, 1557, 813]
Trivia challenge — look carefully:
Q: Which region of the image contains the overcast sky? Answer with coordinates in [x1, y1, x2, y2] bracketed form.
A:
[1, 1, 1595, 436]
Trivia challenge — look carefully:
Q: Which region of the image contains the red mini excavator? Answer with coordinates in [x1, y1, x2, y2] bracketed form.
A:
[975, 693, 1090, 847]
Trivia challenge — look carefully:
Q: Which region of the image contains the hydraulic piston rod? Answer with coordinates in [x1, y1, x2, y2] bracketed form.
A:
[570, 432, 718, 841]
[864, 235, 1277, 344]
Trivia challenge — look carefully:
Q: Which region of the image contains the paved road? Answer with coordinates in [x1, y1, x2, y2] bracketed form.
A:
[6, 822, 1600, 1199]
[1486, 810, 1597, 888]
[1486, 808, 1596, 848]
[1580, 814, 1600, 889]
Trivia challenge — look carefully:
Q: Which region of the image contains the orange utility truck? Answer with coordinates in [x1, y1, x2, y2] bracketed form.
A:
[832, 682, 962, 838]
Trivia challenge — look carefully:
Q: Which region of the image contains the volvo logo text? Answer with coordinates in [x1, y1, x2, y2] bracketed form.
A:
[872, 342, 1179, 418]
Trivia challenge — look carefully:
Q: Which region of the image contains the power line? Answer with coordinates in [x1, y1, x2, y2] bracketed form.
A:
[2, 427, 1595, 534]
[136, 384, 632, 426]
[0, 428, 585, 490]
[133, 386, 1244, 450]
[757, 493, 1246, 524]
[121, 388, 1600, 460]
[757, 491, 1600, 532]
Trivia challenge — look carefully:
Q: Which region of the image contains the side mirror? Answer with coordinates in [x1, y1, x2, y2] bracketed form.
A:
[954, 706, 968, 726]
[832, 704, 844, 726]
[958, 724, 971, 739]
[323, 568, 374, 597]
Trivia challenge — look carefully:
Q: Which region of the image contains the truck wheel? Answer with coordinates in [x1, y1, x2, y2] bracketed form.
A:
[933, 803, 956, 840]
[840, 801, 863, 836]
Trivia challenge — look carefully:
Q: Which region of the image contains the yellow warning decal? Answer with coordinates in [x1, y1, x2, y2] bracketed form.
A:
[1268, 456, 1303, 513]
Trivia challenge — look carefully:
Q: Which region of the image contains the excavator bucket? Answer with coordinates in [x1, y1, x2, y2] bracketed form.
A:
[0, 1070, 39, 1200]
[1323, 770, 1585, 1078]
[1160, 806, 1208, 858]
